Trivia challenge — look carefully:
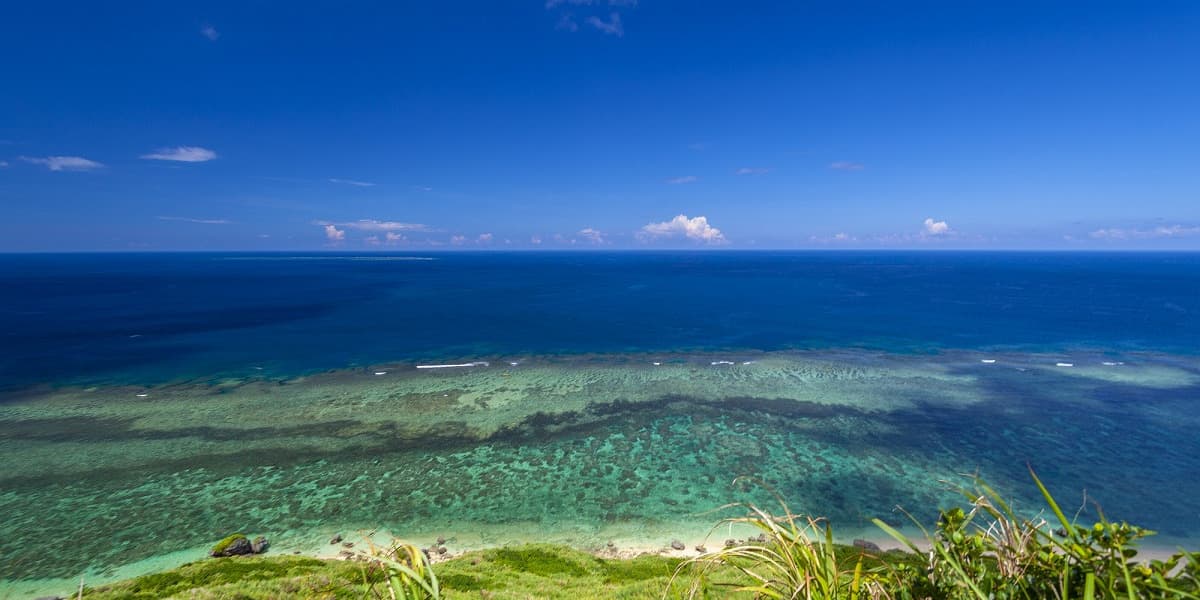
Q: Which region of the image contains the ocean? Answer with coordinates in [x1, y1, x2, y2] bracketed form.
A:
[2, 251, 1198, 595]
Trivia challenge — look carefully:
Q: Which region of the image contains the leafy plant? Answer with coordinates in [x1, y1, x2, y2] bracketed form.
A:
[669, 477, 891, 599]
[873, 466, 1200, 600]
[356, 540, 441, 600]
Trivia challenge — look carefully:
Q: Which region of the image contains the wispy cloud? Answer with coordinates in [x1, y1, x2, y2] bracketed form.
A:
[686, 142, 710, 151]
[587, 12, 624, 36]
[140, 146, 217, 162]
[829, 161, 864, 171]
[20, 155, 104, 171]
[923, 218, 950, 236]
[0, 160, 8, 168]
[808, 232, 857, 244]
[315, 219, 430, 232]
[638, 214, 727, 244]
[555, 14, 579, 31]
[1089, 225, 1200, 240]
[328, 178, 375, 187]
[324, 224, 345, 243]
[201, 25, 219, 41]
[735, 167, 770, 176]
[577, 227, 606, 244]
[450, 235, 466, 246]
[477, 233, 494, 244]
[666, 175, 698, 185]
[156, 216, 231, 225]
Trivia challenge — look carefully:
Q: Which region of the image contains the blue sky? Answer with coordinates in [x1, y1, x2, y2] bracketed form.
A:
[2, 1, 1198, 251]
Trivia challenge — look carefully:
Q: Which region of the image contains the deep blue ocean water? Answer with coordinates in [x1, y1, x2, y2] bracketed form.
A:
[3, 251, 1200, 590]
[2, 251, 1199, 389]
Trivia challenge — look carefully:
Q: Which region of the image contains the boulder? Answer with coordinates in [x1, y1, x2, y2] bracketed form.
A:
[210, 534, 253, 557]
[852, 539, 881, 552]
[330, 534, 343, 544]
[210, 533, 270, 557]
[670, 540, 685, 551]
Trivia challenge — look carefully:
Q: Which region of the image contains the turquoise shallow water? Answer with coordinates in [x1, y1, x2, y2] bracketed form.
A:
[2, 252, 1200, 596]
[2, 350, 1199, 595]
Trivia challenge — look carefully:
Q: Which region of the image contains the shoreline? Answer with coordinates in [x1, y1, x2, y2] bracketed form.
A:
[5, 521, 1195, 599]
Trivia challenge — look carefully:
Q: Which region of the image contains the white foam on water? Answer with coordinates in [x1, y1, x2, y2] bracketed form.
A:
[135, 393, 148, 397]
[374, 371, 387, 376]
[980, 359, 996, 364]
[416, 361, 490, 369]
[651, 362, 661, 366]
[710, 360, 735, 366]
[1056, 362, 1074, 367]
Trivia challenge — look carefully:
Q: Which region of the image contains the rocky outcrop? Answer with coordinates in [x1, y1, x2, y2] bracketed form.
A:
[209, 533, 270, 558]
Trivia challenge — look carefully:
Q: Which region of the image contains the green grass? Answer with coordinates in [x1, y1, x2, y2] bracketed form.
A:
[80, 544, 758, 599]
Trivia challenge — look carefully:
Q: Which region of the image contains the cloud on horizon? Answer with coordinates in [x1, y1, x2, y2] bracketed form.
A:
[324, 224, 345, 243]
[638, 214, 727, 244]
[665, 175, 698, 184]
[577, 227, 606, 244]
[1089, 224, 1200, 240]
[20, 155, 104, 171]
[923, 218, 950, 236]
[140, 146, 217, 162]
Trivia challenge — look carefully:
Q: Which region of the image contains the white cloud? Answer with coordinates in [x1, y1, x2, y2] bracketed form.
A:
[1090, 225, 1200, 240]
[324, 224, 345, 243]
[328, 178, 375, 187]
[140, 146, 217, 162]
[157, 216, 231, 224]
[923, 218, 950, 236]
[412, 185, 433, 192]
[315, 219, 429, 232]
[577, 227, 606, 244]
[530, 235, 543, 245]
[477, 233, 494, 244]
[829, 161, 864, 171]
[0, 161, 8, 168]
[735, 167, 770, 176]
[638, 214, 727, 244]
[385, 232, 406, 244]
[587, 12, 623, 36]
[364, 235, 381, 246]
[666, 175, 698, 185]
[20, 155, 104, 171]
[450, 235, 467, 246]
[201, 25, 219, 41]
